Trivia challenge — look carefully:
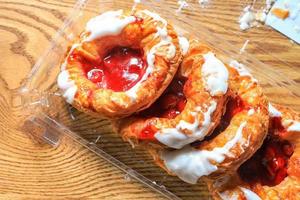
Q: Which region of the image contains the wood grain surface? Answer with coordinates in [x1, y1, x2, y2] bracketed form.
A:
[0, 0, 300, 199]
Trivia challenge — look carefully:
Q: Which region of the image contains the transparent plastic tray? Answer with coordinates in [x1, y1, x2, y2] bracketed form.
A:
[12, 0, 300, 199]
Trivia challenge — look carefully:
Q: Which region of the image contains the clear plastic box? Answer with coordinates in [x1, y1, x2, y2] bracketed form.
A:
[13, 0, 300, 199]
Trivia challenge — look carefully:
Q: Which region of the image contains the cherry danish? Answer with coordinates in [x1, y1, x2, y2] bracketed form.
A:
[57, 9, 182, 118]
[147, 51, 269, 184]
[206, 104, 300, 200]
[116, 39, 231, 149]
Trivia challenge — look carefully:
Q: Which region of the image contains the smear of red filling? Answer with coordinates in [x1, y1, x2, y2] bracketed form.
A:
[138, 77, 187, 140]
[79, 46, 147, 92]
[139, 77, 187, 119]
[139, 124, 158, 141]
[238, 121, 294, 186]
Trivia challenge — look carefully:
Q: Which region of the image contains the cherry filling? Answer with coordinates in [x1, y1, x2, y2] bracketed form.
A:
[139, 124, 158, 141]
[138, 77, 188, 140]
[192, 97, 251, 146]
[139, 77, 187, 119]
[202, 97, 247, 141]
[80, 47, 147, 92]
[238, 118, 294, 186]
[206, 98, 294, 186]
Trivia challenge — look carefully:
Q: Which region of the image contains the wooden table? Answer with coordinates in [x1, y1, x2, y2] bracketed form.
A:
[0, 0, 299, 199]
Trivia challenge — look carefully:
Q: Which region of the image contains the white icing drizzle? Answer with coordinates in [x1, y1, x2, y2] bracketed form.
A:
[287, 122, 300, 132]
[283, 120, 300, 132]
[229, 60, 257, 82]
[178, 36, 189, 55]
[155, 101, 217, 149]
[268, 103, 282, 117]
[57, 70, 77, 104]
[248, 109, 255, 116]
[161, 122, 247, 184]
[126, 10, 176, 100]
[240, 187, 261, 200]
[202, 52, 229, 96]
[287, 121, 300, 132]
[85, 10, 136, 41]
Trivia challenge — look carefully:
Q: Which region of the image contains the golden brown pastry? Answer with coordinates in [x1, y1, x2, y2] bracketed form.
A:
[57, 9, 182, 119]
[206, 104, 300, 200]
[115, 39, 231, 149]
[147, 57, 268, 184]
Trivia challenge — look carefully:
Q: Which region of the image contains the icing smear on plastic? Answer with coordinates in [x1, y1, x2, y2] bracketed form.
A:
[199, 0, 209, 8]
[84, 10, 136, 41]
[155, 101, 217, 149]
[176, 1, 189, 13]
[126, 10, 176, 100]
[239, 0, 275, 31]
[161, 122, 247, 184]
[239, 187, 261, 200]
[202, 52, 229, 96]
[57, 70, 77, 104]
[239, 5, 256, 30]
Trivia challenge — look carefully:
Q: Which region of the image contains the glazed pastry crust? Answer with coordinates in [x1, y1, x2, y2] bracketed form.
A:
[150, 63, 269, 179]
[116, 38, 268, 185]
[206, 105, 300, 200]
[200, 66, 269, 177]
[116, 39, 230, 149]
[61, 9, 182, 119]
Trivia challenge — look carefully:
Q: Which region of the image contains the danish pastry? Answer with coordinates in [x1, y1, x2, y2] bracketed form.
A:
[116, 39, 231, 149]
[205, 104, 300, 200]
[148, 59, 269, 184]
[57, 9, 182, 118]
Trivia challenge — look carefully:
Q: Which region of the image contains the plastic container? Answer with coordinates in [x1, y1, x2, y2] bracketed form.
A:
[13, 0, 300, 199]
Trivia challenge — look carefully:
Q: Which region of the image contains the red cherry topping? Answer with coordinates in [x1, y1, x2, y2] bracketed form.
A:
[79, 47, 147, 92]
[139, 124, 157, 140]
[138, 77, 187, 120]
[177, 98, 187, 112]
[87, 69, 104, 84]
[274, 167, 287, 185]
[270, 117, 285, 132]
[137, 77, 187, 141]
[160, 94, 178, 110]
[226, 96, 245, 118]
[282, 143, 294, 157]
[238, 134, 294, 186]
[161, 109, 180, 119]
